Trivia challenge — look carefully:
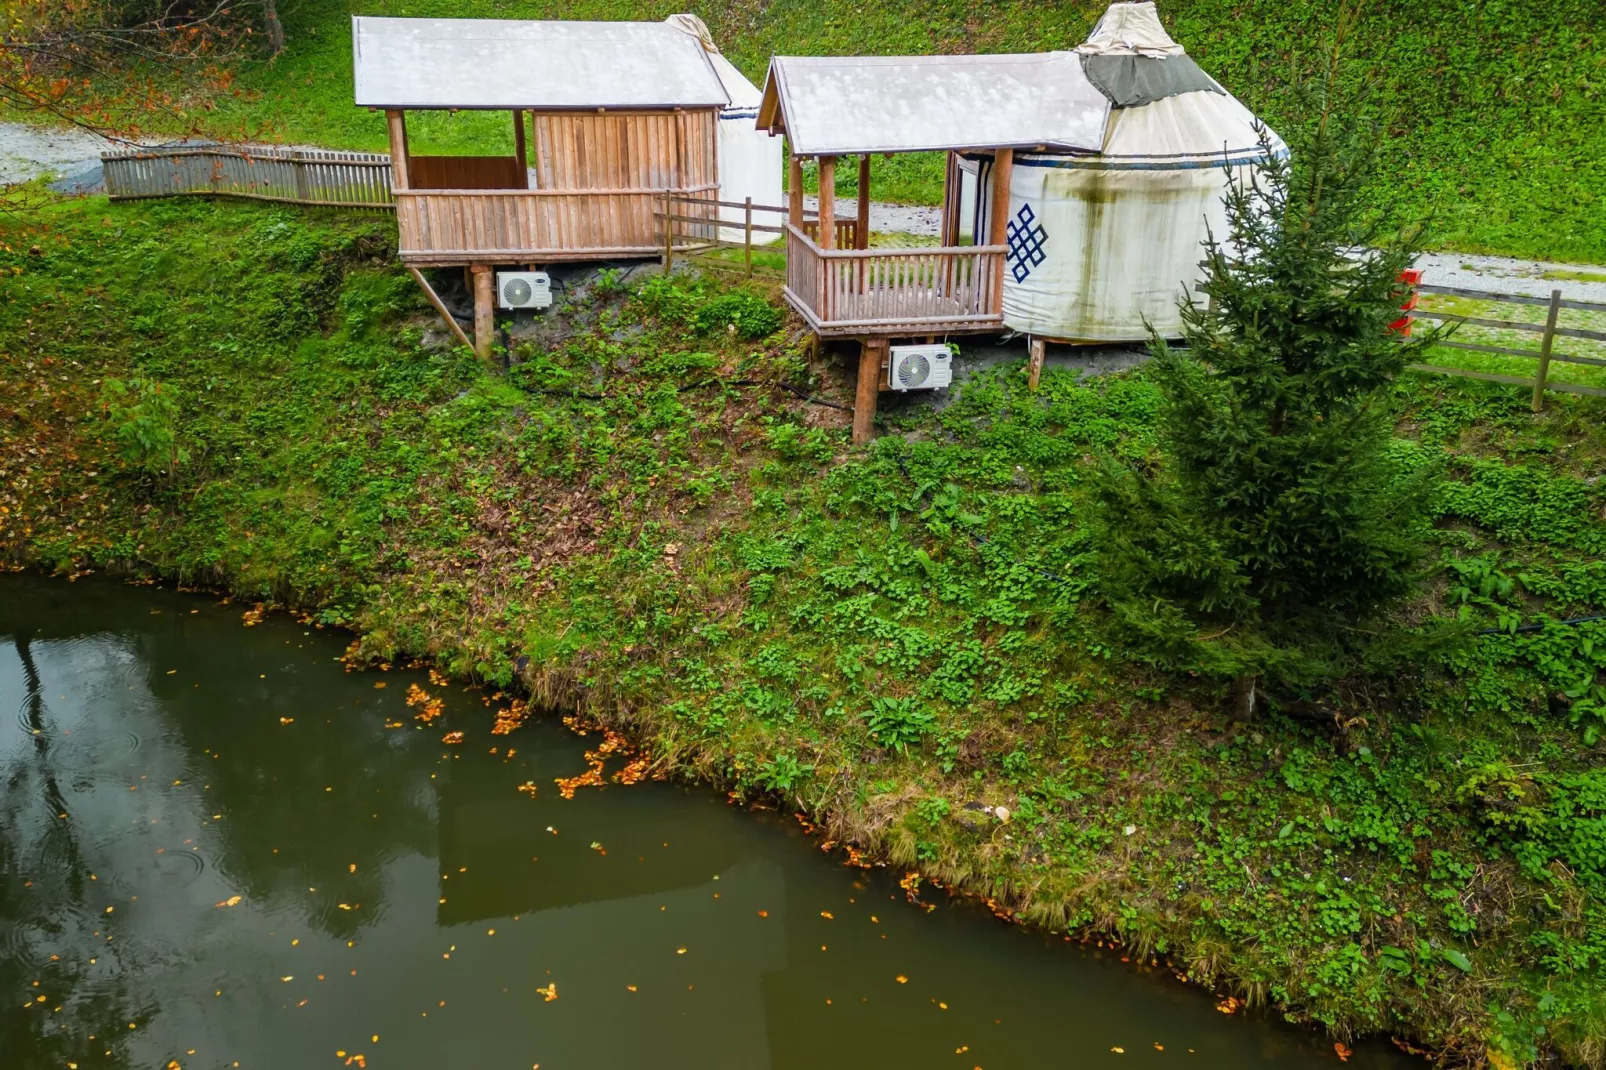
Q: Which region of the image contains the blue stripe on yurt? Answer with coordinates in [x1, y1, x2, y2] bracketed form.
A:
[720, 107, 760, 120]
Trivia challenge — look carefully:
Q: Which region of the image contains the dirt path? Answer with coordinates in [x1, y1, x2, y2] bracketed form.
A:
[6, 121, 1603, 303]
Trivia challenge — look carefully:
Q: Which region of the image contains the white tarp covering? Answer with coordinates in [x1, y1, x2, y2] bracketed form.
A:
[983, 4, 1286, 341]
[351, 17, 729, 110]
[1076, 1, 1185, 56]
[761, 54, 1111, 156]
[665, 16, 784, 243]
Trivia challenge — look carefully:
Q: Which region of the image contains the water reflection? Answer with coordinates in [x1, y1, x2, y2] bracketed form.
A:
[0, 575, 1416, 1069]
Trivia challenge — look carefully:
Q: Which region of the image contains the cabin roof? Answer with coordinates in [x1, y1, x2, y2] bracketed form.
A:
[352, 17, 730, 110]
[758, 53, 1111, 156]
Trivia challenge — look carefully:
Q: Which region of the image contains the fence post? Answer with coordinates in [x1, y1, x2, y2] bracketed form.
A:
[1531, 288, 1562, 413]
[662, 190, 673, 271]
[744, 196, 753, 278]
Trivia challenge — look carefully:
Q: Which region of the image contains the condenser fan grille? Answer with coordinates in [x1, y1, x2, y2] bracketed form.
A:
[502, 278, 534, 306]
[895, 352, 931, 389]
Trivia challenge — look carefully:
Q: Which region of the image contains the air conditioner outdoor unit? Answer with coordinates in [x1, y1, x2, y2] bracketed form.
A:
[497, 270, 552, 311]
[886, 343, 953, 392]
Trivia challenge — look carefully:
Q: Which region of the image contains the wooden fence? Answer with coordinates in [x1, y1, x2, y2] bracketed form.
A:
[102, 145, 394, 209]
[1410, 284, 1606, 409]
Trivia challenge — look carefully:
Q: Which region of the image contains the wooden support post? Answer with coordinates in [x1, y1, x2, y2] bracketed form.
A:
[1028, 336, 1046, 392]
[856, 154, 871, 250]
[939, 151, 960, 248]
[987, 148, 1015, 307]
[788, 153, 805, 228]
[512, 109, 528, 189]
[853, 338, 885, 445]
[818, 156, 837, 250]
[662, 189, 674, 269]
[385, 110, 410, 190]
[743, 196, 754, 277]
[471, 264, 496, 368]
[1531, 288, 1562, 413]
[406, 266, 475, 352]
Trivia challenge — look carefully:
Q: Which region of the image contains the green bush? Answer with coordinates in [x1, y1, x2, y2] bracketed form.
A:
[692, 292, 783, 340]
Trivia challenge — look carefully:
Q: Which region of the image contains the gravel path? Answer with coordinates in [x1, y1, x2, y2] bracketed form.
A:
[6, 121, 1603, 305]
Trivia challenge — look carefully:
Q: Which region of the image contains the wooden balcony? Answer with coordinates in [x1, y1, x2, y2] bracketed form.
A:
[394, 184, 716, 266]
[782, 223, 1006, 338]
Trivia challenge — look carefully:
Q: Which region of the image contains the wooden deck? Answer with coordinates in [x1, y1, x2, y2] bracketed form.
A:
[782, 224, 1006, 337]
[394, 184, 717, 265]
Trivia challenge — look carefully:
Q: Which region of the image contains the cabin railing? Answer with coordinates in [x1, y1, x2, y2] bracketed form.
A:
[394, 184, 717, 265]
[782, 223, 1006, 335]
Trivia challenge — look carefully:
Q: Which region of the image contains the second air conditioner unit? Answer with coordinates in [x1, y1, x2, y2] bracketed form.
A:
[886, 343, 953, 392]
[497, 270, 552, 310]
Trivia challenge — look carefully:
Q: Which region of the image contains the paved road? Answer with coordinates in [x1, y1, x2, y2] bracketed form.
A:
[5, 121, 1603, 304]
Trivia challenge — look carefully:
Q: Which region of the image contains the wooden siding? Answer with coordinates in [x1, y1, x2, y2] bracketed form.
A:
[530, 110, 716, 191]
[783, 223, 1006, 337]
[395, 185, 716, 266]
[410, 155, 526, 190]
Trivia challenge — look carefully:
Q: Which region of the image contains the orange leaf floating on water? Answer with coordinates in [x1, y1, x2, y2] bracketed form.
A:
[626, 985, 637, 992]
[757, 910, 768, 918]
[1111, 1047, 1125, 1054]
[895, 975, 908, 984]
[373, 682, 386, 689]
[1334, 1042, 1352, 1063]
[279, 717, 294, 726]
[428, 668, 450, 687]
[241, 604, 265, 627]
[537, 983, 558, 1002]
[215, 895, 242, 908]
[407, 684, 445, 724]
[441, 731, 464, 745]
[517, 781, 538, 798]
[1216, 996, 1242, 1015]
[820, 912, 834, 920]
[491, 699, 530, 735]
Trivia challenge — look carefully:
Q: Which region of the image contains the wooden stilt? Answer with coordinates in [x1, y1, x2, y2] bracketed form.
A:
[853, 337, 884, 445]
[1028, 337, 1046, 392]
[471, 264, 496, 367]
[406, 266, 474, 352]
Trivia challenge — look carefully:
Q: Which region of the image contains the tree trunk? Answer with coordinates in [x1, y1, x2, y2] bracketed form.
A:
[1232, 672, 1258, 722]
[262, 0, 286, 57]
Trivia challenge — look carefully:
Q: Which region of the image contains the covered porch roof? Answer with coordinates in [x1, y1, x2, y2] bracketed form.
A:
[756, 53, 1111, 157]
[352, 16, 730, 110]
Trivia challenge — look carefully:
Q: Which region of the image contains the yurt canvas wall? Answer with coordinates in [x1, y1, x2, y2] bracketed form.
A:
[667, 15, 783, 244]
[974, 2, 1286, 342]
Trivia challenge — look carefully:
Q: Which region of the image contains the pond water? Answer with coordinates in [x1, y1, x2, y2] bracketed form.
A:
[0, 574, 1417, 1070]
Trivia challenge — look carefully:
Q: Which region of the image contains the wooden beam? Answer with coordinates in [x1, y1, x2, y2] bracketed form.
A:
[987, 148, 1014, 310]
[471, 264, 496, 368]
[385, 110, 410, 191]
[406, 266, 474, 352]
[1028, 336, 1046, 392]
[788, 152, 804, 228]
[856, 154, 871, 250]
[853, 338, 885, 445]
[817, 156, 837, 250]
[512, 109, 528, 189]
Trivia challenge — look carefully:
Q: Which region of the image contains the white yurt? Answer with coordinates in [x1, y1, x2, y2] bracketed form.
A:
[966, 1, 1286, 341]
[665, 14, 784, 244]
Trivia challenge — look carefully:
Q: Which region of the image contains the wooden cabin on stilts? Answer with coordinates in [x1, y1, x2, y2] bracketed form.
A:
[757, 53, 1111, 443]
[352, 15, 767, 364]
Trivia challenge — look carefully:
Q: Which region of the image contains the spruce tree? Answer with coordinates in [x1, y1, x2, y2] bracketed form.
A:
[1094, 79, 1438, 721]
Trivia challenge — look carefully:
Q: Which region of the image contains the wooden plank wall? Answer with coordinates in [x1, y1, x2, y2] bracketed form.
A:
[409, 155, 525, 191]
[530, 110, 716, 191]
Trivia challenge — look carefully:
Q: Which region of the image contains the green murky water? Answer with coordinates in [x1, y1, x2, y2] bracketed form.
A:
[0, 574, 1415, 1069]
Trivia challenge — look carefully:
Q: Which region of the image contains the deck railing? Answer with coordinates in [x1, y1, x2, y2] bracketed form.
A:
[103, 145, 393, 208]
[395, 185, 717, 265]
[783, 223, 1006, 335]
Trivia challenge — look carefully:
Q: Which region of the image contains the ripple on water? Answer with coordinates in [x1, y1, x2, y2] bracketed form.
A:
[47, 728, 143, 771]
[0, 917, 65, 970]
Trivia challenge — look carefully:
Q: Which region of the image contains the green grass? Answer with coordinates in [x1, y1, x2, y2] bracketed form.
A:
[86, 0, 1606, 264]
[3, 196, 1606, 1066]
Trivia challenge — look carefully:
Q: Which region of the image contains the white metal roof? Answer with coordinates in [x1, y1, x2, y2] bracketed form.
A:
[351, 17, 730, 110]
[759, 54, 1111, 156]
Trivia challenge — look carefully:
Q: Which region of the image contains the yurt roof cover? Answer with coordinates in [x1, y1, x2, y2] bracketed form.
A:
[663, 13, 763, 114]
[758, 53, 1111, 156]
[1076, 2, 1184, 57]
[351, 16, 730, 110]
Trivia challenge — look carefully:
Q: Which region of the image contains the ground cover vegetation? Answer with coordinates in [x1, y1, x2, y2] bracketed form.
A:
[2, 180, 1605, 1065]
[21, 0, 1599, 264]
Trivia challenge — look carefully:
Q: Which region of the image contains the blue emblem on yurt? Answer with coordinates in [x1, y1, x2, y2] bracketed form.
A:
[1006, 203, 1048, 283]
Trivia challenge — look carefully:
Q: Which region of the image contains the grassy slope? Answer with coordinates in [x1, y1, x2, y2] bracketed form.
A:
[3, 197, 1605, 1065]
[162, 0, 1606, 264]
